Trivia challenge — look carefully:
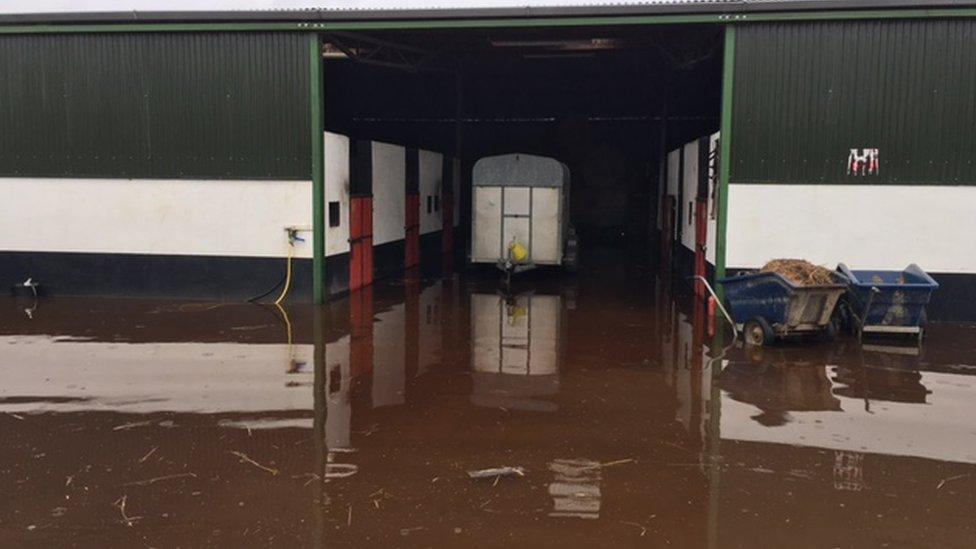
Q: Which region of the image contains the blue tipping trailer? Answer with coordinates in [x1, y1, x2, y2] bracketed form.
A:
[836, 263, 939, 341]
[718, 271, 847, 346]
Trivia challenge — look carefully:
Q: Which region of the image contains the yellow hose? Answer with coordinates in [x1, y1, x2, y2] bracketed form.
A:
[273, 241, 294, 306]
[273, 301, 294, 363]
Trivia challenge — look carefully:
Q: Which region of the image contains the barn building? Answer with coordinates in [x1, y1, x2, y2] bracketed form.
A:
[1, 1, 974, 319]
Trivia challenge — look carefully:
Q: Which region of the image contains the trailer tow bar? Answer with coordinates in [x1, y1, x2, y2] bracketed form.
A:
[688, 276, 739, 341]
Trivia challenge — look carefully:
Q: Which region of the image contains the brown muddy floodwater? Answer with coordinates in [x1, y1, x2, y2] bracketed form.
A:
[1, 263, 975, 548]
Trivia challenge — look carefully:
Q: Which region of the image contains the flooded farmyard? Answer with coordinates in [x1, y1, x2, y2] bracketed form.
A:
[2, 263, 975, 548]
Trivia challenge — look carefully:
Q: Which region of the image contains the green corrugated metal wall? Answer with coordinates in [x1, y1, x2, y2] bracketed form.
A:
[731, 19, 976, 185]
[0, 32, 310, 179]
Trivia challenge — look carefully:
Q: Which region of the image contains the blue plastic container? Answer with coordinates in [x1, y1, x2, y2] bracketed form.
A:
[837, 264, 938, 336]
[719, 271, 846, 344]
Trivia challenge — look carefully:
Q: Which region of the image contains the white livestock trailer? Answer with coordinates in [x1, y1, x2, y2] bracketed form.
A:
[470, 153, 578, 274]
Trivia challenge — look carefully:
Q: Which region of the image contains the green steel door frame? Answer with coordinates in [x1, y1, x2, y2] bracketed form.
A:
[714, 24, 735, 302]
[310, 32, 326, 304]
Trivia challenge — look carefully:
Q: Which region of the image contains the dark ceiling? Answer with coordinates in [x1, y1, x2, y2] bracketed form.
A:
[324, 24, 723, 158]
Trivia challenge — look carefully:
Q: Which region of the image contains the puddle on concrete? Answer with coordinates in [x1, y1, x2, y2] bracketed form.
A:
[1, 266, 975, 547]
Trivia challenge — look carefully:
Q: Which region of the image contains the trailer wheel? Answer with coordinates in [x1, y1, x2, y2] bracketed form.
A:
[835, 300, 853, 334]
[744, 317, 773, 347]
[820, 317, 838, 342]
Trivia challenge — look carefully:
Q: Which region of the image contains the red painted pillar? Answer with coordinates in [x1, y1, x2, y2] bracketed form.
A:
[349, 196, 374, 291]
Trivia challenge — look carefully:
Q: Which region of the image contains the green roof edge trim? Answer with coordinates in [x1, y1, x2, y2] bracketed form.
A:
[1, 8, 976, 34]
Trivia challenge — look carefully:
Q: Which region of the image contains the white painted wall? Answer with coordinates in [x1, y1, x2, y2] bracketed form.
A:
[706, 132, 720, 265]
[666, 149, 681, 196]
[371, 141, 406, 246]
[727, 184, 976, 273]
[681, 140, 699, 253]
[419, 149, 444, 235]
[659, 133, 719, 265]
[665, 148, 681, 242]
[325, 131, 351, 257]
[0, 177, 312, 259]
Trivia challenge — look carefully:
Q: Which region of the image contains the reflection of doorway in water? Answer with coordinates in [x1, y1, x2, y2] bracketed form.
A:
[470, 292, 563, 411]
[832, 450, 865, 492]
[549, 459, 601, 520]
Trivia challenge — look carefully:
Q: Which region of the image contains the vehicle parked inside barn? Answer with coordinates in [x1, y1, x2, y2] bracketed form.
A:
[469, 153, 579, 279]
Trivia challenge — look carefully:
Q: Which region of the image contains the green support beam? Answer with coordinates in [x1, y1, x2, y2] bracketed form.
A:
[714, 24, 735, 301]
[309, 33, 325, 304]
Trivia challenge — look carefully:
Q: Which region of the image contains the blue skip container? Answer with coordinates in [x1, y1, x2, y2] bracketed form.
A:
[837, 263, 939, 341]
[718, 271, 847, 346]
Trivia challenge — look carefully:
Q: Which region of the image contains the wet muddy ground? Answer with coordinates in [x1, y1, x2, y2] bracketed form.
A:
[2, 258, 975, 548]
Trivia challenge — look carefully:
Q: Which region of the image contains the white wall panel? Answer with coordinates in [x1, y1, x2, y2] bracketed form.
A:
[664, 148, 681, 241]
[666, 149, 681, 197]
[325, 131, 350, 257]
[707, 132, 720, 265]
[419, 149, 443, 235]
[0, 177, 312, 259]
[727, 184, 976, 273]
[681, 140, 698, 253]
[371, 141, 406, 246]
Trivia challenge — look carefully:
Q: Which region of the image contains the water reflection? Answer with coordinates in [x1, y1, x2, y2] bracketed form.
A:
[718, 337, 976, 464]
[0, 337, 315, 414]
[720, 348, 842, 427]
[658, 295, 715, 446]
[470, 291, 563, 411]
[831, 342, 931, 406]
[1, 271, 976, 547]
[548, 459, 601, 520]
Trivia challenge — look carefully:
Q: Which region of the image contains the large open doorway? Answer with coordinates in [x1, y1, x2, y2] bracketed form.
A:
[321, 23, 724, 293]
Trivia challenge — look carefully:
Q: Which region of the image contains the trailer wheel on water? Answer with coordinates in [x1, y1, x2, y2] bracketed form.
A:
[744, 317, 774, 347]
